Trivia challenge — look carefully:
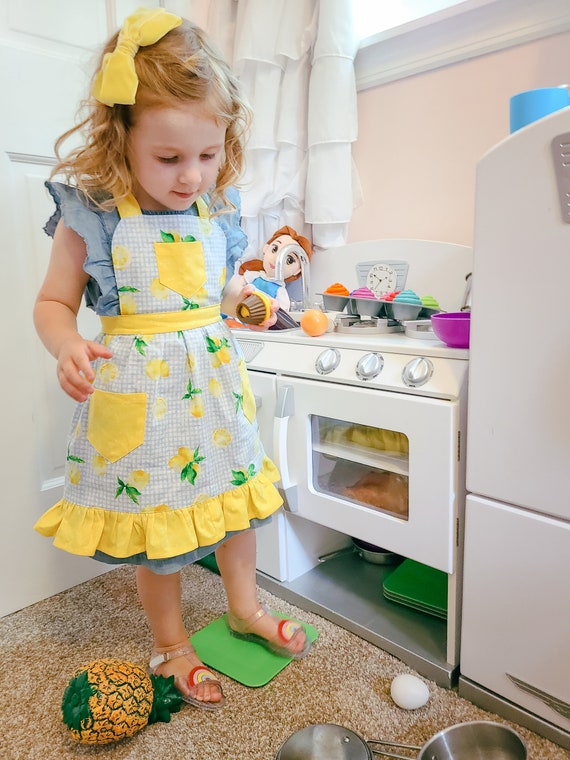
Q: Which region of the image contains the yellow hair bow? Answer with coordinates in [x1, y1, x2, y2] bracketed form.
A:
[92, 7, 182, 106]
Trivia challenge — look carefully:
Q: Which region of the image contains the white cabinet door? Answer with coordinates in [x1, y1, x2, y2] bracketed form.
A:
[246, 370, 288, 579]
[461, 495, 570, 732]
[0, 0, 157, 616]
[467, 108, 570, 522]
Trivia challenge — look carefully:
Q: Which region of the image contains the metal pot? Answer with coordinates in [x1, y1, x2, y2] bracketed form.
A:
[352, 538, 402, 565]
[318, 538, 401, 566]
[275, 721, 527, 760]
[276, 724, 375, 760]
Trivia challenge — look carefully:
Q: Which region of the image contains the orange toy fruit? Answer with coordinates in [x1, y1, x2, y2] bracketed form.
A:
[300, 309, 329, 337]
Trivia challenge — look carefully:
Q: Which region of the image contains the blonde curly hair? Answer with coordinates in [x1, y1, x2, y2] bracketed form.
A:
[51, 19, 251, 214]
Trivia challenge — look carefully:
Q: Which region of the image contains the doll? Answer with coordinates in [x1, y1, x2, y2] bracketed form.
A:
[239, 226, 312, 311]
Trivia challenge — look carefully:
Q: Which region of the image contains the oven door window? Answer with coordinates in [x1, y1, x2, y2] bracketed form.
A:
[312, 416, 409, 520]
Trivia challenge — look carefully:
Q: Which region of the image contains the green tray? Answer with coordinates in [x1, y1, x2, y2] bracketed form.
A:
[190, 612, 319, 687]
[196, 553, 220, 575]
[382, 559, 448, 619]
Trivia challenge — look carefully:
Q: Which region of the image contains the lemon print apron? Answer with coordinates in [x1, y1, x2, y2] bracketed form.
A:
[35, 196, 282, 570]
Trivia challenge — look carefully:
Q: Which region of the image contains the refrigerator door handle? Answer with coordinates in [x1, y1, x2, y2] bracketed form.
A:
[551, 131, 570, 224]
[506, 673, 570, 720]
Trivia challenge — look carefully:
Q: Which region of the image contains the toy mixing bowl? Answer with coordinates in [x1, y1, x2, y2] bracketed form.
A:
[431, 311, 471, 348]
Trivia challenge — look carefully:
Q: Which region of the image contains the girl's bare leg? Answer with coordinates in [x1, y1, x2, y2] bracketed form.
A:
[215, 530, 306, 655]
[136, 567, 222, 704]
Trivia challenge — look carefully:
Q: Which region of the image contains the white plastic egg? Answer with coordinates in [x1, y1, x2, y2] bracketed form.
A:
[390, 674, 430, 710]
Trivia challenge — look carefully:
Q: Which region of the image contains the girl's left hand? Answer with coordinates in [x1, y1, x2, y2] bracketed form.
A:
[246, 288, 279, 331]
[223, 277, 278, 330]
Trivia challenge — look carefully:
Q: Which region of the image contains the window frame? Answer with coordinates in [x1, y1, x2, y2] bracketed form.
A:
[355, 0, 570, 91]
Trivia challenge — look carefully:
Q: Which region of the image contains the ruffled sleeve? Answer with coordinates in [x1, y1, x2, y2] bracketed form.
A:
[210, 187, 248, 277]
[44, 182, 121, 315]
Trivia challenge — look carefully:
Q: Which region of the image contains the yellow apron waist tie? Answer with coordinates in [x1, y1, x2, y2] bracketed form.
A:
[100, 305, 221, 335]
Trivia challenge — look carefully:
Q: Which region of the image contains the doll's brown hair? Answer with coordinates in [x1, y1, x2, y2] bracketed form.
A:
[267, 226, 312, 261]
[239, 227, 312, 283]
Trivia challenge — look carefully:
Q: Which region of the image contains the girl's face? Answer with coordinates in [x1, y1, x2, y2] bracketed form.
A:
[127, 101, 226, 211]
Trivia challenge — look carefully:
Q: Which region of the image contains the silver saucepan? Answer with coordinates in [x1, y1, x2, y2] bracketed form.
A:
[275, 721, 527, 760]
[318, 538, 402, 566]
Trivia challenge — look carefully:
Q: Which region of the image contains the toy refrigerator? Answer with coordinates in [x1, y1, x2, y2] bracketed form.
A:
[459, 105, 570, 750]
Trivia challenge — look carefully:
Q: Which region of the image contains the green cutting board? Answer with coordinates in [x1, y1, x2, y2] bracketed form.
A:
[190, 612, 318, 687]
[382, 559, 448, 618]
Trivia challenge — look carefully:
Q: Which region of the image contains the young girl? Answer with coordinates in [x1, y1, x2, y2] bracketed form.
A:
[33, 7, 310, 710]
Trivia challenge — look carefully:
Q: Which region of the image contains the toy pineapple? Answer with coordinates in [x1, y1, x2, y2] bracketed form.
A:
[62, 659, 184, 745]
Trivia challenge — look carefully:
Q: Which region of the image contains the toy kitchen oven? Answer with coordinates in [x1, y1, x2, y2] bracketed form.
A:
[233, 239, 472, 687]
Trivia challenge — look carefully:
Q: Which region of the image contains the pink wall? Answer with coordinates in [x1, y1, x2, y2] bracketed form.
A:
[349, 31, 570, 247]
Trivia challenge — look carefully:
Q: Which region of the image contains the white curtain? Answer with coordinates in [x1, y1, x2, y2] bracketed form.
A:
[197, 0, 360, 263]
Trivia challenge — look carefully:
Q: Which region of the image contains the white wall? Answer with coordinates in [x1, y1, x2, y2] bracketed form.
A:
[349, 30, 570, 246]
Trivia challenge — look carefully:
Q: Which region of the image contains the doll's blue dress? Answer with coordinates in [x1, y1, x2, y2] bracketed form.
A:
[34, 183, 282, 574]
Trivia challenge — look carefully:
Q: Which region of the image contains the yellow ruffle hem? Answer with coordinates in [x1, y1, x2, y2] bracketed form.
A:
[34, 457, 282, 560]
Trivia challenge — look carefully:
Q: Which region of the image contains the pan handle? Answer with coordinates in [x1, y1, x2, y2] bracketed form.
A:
[367, 739, 421, 758]
[273, 384, 297, 512]
[317, 546, 355, 563]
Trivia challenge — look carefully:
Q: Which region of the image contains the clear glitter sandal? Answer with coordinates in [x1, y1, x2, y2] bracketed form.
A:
[149, 645, 225, 710]
[227, 604, 311, 659]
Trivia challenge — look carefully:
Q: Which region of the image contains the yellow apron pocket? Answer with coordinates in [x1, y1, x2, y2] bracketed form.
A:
[154, 240, 206, 299]
[238, 360, 256, 423]
[87, 389, 147, 463]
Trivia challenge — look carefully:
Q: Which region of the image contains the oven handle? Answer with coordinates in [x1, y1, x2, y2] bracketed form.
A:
[273, 384, 298, 513]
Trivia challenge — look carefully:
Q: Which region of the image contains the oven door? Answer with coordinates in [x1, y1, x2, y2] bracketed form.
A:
[273, 375, 460, 573]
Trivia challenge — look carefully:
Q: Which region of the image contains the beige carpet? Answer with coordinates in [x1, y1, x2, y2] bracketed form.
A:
[1, 563, 568, 760]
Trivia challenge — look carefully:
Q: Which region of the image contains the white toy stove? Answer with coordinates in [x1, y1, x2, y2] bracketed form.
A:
[236, 239, 473, 688]
[239, 324, 468, 401]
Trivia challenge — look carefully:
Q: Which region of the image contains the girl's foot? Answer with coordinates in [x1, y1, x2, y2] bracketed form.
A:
[227, 604, 311, 659]
[149, 641, 225, 710]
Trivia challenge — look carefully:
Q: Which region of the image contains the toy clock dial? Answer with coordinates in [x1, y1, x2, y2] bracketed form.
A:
[366, 263, 398, 296]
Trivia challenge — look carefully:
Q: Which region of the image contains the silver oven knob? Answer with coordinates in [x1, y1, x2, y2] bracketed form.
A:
[356, 352, 384, 381]
[316, 347, 340, 375]
[402, 356, 434, 387]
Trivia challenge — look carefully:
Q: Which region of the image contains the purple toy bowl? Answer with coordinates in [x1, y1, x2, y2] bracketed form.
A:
[430, 312, 471, 348]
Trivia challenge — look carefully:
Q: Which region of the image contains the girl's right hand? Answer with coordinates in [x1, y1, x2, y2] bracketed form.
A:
[57, 335, 113, 402]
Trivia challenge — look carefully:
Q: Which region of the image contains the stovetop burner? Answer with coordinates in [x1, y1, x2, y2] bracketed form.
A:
[335, 315, 403, 334]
